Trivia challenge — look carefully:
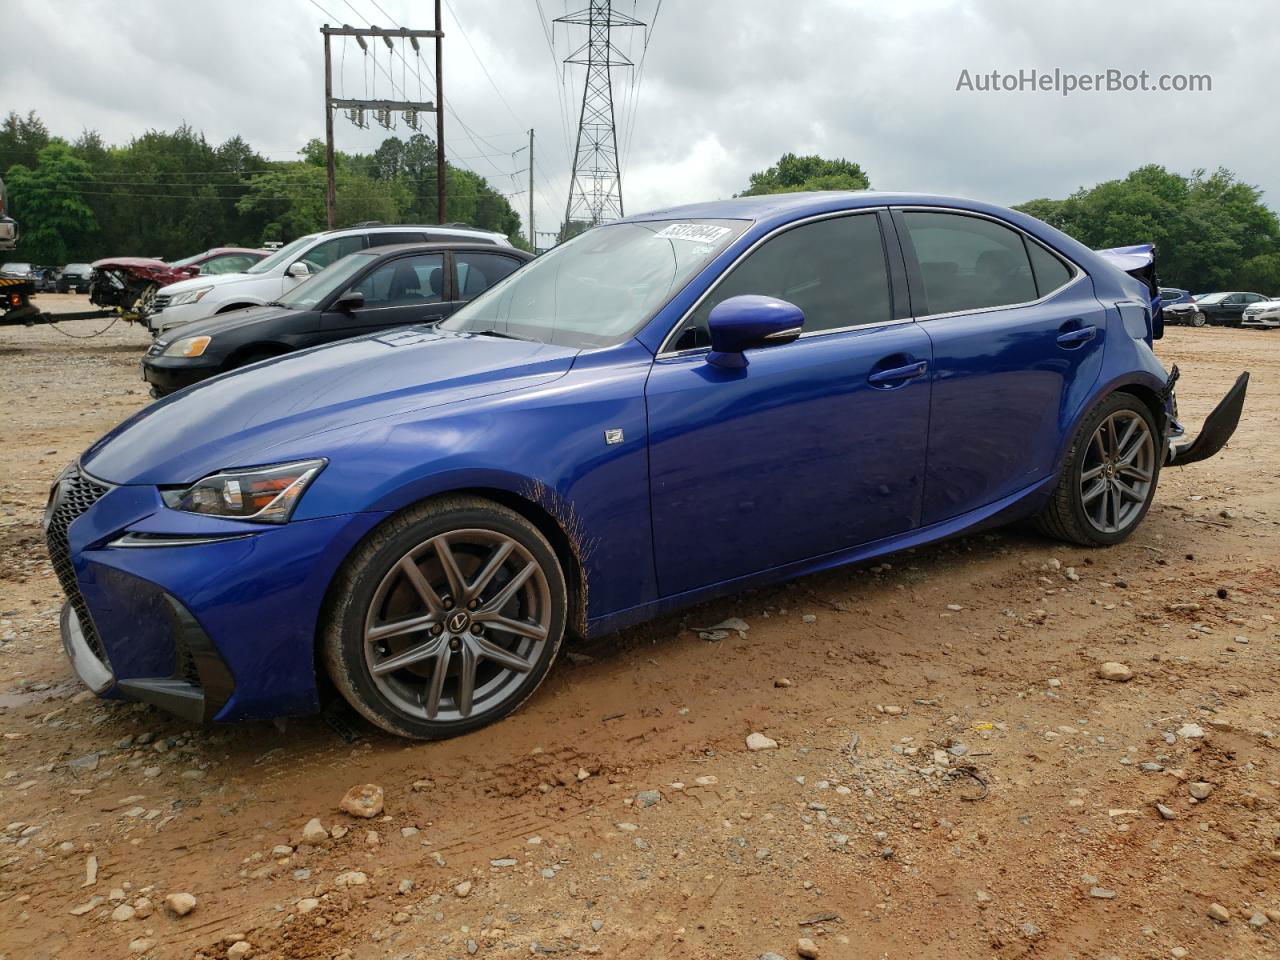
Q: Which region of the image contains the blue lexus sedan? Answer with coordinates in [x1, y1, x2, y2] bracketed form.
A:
[45, 193, 1247, 739]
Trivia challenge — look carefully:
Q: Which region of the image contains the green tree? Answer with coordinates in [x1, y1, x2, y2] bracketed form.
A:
[739, 153, 871, 196]
[1015, 165, 1280, 293]
[6, 142, 98, 263]
[0, 110, 52, 171]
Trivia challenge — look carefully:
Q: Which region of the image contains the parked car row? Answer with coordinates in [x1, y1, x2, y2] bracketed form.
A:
[45, 195, 1248, 743]
[1160, 287, 1277, 328]
[144, 240, 531, 395]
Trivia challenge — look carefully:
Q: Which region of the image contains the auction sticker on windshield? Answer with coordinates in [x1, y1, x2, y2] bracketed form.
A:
[653, 223, 733, 243]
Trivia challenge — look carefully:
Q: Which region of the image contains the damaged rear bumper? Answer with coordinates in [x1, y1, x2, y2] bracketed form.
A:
[1165, 370, 1249, 466]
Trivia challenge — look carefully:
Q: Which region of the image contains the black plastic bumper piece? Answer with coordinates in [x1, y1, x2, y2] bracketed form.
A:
[1168, 371, 1249, 466]
[62, 593, 234, 724]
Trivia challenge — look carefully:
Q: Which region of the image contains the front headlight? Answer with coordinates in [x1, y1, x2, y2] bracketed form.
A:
[160, 459, 326, 523]
[168, 285, 214, 307]
[162, 335, 211, 358]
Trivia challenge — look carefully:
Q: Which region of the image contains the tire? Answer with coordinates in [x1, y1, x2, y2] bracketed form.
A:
[1034, 392, 1161, 547]
[1189, 311, 1206, 327]
[322, 495, 567, 740]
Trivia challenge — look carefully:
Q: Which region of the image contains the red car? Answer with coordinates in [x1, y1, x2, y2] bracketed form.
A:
[90, 247, 267, 314]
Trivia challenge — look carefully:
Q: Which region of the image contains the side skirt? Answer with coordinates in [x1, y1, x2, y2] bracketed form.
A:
[587, 473, 1058, 637]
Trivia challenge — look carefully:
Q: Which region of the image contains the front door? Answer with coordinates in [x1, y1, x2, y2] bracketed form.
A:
[893, 209, 1108, 525]
[646, 212, 932, 597]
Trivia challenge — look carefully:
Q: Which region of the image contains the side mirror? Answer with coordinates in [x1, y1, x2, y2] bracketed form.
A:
[180, 265, 201, 277]
[286, 261, 310, 279]
[706, 295, 804, 369]
[334, 289, 364, 312]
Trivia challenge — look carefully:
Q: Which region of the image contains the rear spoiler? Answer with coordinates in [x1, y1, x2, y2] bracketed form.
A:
[1096, 244, 1163, 340]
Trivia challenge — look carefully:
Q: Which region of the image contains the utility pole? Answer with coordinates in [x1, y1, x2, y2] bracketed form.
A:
[323, 28, 337, 228]
[319, 23, 442, 229]
[434, 0, 446, 224]
[528, 128, 535, 251]
[556, 1, 644, 239]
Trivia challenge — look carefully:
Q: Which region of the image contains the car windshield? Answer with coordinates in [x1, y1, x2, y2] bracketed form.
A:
[440, 219, 748, 348]
[66, 263, 91, 272]
[1195, 292, 1229, 304]
[279, 251, 376, 310]
[246, 235, 319, 275]
[168, 251, 210, 268]
[2, 262, 31, 273]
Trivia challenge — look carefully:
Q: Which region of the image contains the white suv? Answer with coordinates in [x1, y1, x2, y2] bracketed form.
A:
[1242, 297, 1280, 330]
[146, 223, 511, 335]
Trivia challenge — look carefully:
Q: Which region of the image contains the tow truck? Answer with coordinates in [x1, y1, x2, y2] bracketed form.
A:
[0, 175, 112, 328]
[0, 174, 41, 325]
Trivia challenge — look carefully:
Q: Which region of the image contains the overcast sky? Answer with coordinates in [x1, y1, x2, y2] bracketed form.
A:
[2, 0, 1275, 240]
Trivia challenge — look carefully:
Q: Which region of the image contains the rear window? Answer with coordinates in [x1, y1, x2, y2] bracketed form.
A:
[1026, 240, 1074, 297]
[903, 212, 1037, 315]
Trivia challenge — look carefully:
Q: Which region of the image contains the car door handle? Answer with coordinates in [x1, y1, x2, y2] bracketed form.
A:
[868, 360, 928, 386]
[1056, 325, 1097, 347]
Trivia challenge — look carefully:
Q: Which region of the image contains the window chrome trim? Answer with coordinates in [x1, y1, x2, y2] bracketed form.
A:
[655, 207, 894, 357]
[892, 205, 1087, 321]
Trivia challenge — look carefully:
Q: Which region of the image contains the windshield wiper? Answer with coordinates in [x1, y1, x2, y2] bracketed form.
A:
[471, 329, 531, 341]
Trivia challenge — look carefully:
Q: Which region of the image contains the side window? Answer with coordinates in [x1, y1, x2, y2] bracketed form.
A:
[673, 214, 891, 350]
[301, 235, 367, 272]
[1026, 239, 1074, 297]
[203, 254, 256, 275]
[351, 254, 445, 307]
[454, 253, 523, 301]
[903, 212, 1037, 315]
[368, 232, 427, 247]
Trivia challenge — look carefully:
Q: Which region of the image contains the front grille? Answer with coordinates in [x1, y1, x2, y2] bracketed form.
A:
[150, 294, 171, 314]
[44, 466, 113, 664]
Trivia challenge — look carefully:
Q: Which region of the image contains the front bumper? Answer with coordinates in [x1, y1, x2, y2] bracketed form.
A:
[141, 353, 222, 394]
[45, 466, 389, 723]
[1242, 314, 1280, 328]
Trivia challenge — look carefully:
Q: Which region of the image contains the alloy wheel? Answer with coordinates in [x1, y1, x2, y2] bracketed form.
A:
[1080, 410, 1155, 534]
[362, 528, 551, 722]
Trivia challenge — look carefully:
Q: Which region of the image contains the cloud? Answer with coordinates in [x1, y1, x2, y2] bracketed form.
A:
[2, 0, 1275, 239]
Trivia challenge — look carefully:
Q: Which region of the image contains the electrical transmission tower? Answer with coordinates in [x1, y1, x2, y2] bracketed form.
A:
[556, 1, 644, 237]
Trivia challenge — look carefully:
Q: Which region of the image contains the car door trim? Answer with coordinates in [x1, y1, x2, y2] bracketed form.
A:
[656, 207, 907, 358]
[890, 205, 1087, 322]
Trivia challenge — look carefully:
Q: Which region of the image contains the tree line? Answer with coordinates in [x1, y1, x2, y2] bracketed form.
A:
[0, 110, 526, 265]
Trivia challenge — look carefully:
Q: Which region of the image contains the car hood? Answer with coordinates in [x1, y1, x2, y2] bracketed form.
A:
[91, 256, 168, 270]
[155, 303, 298, 343]
[83, 328, 579, 485]
[160, 271, 261, 295]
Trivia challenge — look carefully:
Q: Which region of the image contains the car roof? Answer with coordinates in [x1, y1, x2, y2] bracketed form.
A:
[354, 241, 534, 260]
[614, 191, 1022, 223]
[321, 222, 507, 239]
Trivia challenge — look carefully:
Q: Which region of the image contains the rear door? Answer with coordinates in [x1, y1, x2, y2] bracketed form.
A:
[320, 252, 448, 339]
[445, 251, 527, 315]
[895, 208, 1107, 526]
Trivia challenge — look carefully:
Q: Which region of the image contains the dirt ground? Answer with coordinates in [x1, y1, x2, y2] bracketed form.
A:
[1, 294, 1277, 960]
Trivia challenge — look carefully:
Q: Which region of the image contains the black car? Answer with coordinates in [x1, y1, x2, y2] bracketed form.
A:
[57, 263, 93, 293]
[142, 242, 533, 396]
[1195, 291, 1271, 327]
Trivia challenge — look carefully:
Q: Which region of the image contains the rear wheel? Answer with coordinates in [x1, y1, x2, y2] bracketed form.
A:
[1035, 392, 1160, 546]
[323, 496, 566, 739]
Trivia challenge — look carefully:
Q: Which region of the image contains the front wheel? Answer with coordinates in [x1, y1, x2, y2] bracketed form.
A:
[1035, 392, 1161, 546]
[1189, 311, 1206, 327]
[323, 496, 567, 739]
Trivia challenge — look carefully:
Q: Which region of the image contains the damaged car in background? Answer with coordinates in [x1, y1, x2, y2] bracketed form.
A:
[46, 193, 1247, 742]
[89, 247, 267, 316]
